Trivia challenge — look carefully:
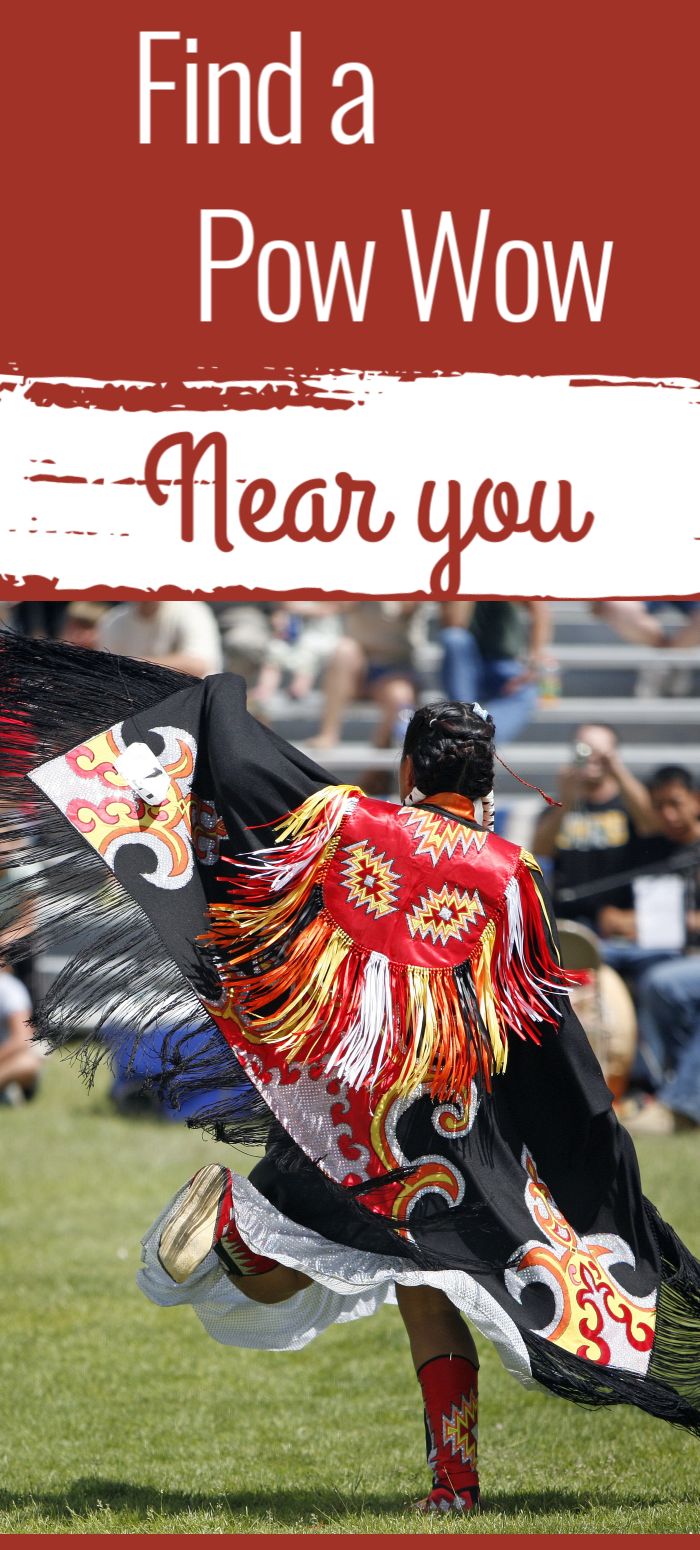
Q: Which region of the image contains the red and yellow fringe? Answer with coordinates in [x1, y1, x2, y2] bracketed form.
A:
[204, 787, 572, 1101]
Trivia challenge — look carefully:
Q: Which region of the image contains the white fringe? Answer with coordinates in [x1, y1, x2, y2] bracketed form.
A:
[504, 870, 560, 1024]
[244, 791, 357, 894]
[332, 950, 392, 1089]
[505, 873, 522, 964]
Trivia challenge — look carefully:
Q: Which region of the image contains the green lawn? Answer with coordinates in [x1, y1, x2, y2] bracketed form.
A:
[1, 1056, 699, 1536]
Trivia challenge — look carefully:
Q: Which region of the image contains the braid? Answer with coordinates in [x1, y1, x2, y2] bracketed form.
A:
[402, 701, 496, 801]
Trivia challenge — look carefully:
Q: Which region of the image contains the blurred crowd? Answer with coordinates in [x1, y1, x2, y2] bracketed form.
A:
[534, 730, 700, 1137]
[1, 596, 699, 1139]
[3, 597, 555, 733]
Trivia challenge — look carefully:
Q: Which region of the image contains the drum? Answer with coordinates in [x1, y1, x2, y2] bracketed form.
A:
[557, 919, 637, 1099]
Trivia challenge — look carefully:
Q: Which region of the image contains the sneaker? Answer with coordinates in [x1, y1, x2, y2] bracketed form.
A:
[158, 1164, 232, 1283]
[623, 1100, 696, 1137]
[614, 1092, 648, 1122]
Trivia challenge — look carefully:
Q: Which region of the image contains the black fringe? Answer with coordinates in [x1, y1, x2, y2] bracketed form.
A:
[520, 1197, 700, 1440]
[0, 631, 271, 1146]
[453, 961, 500, 1108]
[522, 1332, 700, 1440]
[645, 1197, 700, 1411]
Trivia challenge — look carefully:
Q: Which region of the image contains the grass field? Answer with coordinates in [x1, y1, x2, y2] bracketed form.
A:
[1, 1055, 699, 1536]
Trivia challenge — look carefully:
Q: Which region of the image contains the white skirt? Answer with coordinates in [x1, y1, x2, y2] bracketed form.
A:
[138, 1172, 534, 1384]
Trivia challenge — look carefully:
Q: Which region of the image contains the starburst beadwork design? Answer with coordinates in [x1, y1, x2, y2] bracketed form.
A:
[407, 884, 485, 945]
[443, 1390, 478, 1466]
[338, 841, 401, 918]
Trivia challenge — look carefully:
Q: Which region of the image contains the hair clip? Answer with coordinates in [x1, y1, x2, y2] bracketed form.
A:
[471, 702, 488, 721]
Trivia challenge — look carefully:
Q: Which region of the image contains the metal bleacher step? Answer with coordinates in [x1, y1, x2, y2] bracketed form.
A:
[536, 697, 699, 721]
[297, 740, 700, 789]
[546, 603, 698, 647]
[266, 694, 698, 748]
[530, 699, 699, 746]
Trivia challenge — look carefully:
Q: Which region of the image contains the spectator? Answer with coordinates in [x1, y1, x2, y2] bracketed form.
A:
[98, 601, 223, 677]
[310, 603, 419, 743]
[0, 966, 41, 1106]
[593, 766, 700, 950]
[0, 837, 37, 998]
[532, 723, 658, 944]
[646, 764, 700, 869]
[439, 602, 552, 744]
[621, 767, 700, 1136]
[219, 605, 273, 685]
[252, 604, 340, 706]
[591, 601, 700, 697]
[60, 600, 107, 651]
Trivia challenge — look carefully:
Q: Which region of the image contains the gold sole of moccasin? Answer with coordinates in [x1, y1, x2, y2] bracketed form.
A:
[158, 1164, 229, 1283]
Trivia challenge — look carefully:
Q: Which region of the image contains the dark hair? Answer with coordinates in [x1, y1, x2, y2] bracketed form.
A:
[648, 764, 696, 794]
[402, 701, 496, 799]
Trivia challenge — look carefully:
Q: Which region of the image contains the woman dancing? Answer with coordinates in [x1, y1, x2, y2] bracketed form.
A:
[1, 633, 699, 1515]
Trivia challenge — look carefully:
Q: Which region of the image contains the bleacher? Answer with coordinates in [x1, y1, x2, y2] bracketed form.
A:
[252, 603, 700, 849]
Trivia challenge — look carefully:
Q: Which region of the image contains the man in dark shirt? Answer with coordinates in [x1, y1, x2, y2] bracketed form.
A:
[532, 723, 657, 936]
[646, 765, 700, 940]
[621, 767, 700, 1135]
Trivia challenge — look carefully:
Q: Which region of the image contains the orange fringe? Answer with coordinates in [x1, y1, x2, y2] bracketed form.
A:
[204, 787, 572, 1101]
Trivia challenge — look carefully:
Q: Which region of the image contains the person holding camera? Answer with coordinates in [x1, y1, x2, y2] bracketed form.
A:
[532, 723, 657, 942]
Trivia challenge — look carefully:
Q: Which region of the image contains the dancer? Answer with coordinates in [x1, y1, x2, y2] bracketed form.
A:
[1, 633, 699, 1515]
